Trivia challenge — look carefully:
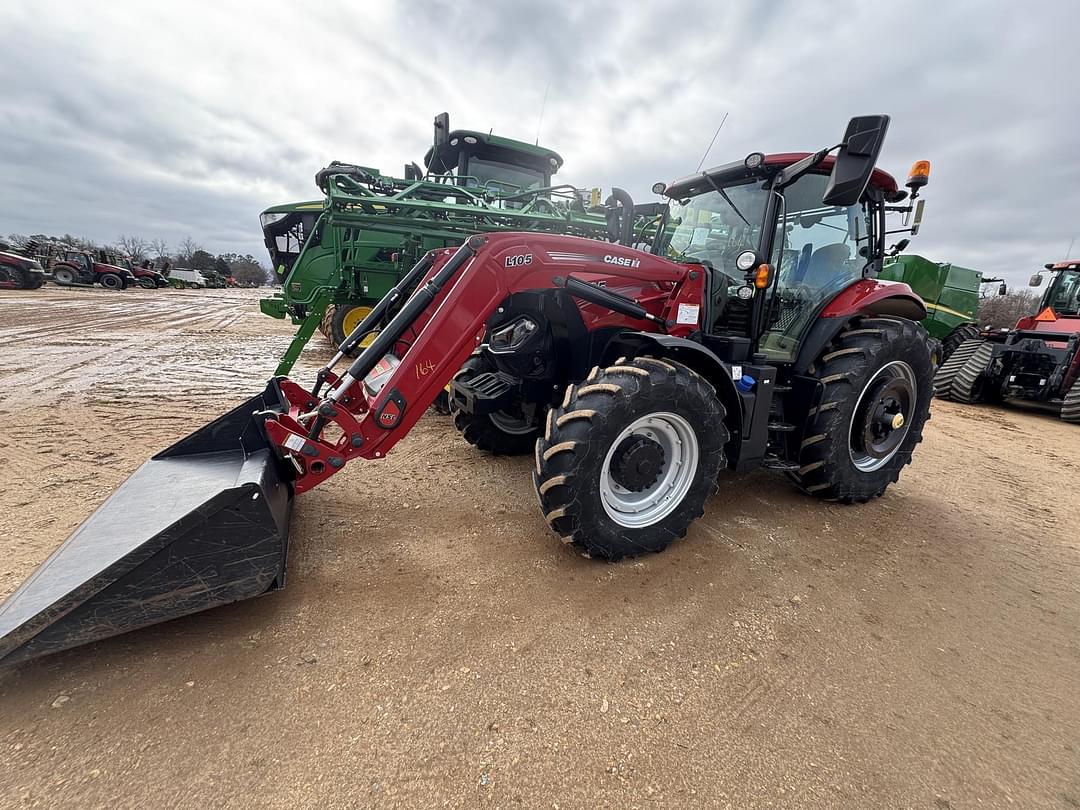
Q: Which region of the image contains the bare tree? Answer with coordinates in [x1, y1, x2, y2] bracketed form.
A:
[117, 234, 149, 261]
[979, 290, 1040, 329]
[148, 238, 169, 261]
[176, 236, 201, 266]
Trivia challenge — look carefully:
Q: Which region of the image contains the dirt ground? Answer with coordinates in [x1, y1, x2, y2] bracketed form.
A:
[0, 287, 1077, 809]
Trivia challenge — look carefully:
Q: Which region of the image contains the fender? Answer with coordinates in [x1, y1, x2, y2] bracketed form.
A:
[600, 331, 743, 441]
[794, 279, 927, 373]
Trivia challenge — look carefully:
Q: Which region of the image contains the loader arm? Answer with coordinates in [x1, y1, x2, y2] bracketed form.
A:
[261, 232, 706, 494]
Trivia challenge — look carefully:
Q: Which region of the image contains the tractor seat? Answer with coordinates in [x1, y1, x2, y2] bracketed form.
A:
[800, 243, 851, 288]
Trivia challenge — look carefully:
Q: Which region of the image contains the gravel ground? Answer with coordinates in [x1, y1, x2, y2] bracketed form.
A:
[0, 287, 1077, 809]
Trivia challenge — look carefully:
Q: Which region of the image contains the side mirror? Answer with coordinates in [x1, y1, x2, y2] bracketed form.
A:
[823, 115, 890, 207]
[998, 281, 1007, 296]
[433, 112, 450, 147]
[1028, 273, 1043, 287]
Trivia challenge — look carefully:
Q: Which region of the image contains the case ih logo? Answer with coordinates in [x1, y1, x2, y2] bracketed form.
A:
[604, 254, 640, 268]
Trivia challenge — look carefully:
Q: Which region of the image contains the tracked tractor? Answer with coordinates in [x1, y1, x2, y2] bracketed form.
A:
[259, 112, 655, 376]
[934, 260, 1080, 422]
[0, 246, 46, 290]
[0, 115, 937, 666]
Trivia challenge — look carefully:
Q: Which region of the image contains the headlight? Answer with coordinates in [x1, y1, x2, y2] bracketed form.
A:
[736, 250, 758, 271]
[489, 316, 539, 353]
[260, 212, 288, 228]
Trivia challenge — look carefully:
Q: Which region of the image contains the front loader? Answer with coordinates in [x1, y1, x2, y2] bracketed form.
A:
[0, 115, 937, 666]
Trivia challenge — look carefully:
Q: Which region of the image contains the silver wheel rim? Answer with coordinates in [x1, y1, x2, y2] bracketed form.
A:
[489, 410, 536, 435]
[599, 412, 699, 528]
[848, 360, 917, 473]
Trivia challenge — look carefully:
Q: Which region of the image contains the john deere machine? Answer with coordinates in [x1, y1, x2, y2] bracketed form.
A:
[934, 259, 1080, 422]
[880, 253, 1006, 362]
[0, 115, 939, 666]
[259, 113, 655, 375]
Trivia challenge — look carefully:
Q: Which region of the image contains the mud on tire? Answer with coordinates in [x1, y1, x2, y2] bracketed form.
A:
[795, 316, 933, 503]
[451, 352, 541, 455]
[533, 356, 727, 560]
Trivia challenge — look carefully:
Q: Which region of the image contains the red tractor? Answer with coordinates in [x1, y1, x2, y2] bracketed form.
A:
[98, 250, 169, 288]
[0, 115, 940, 664]
[44, 246, 137, 289]
[933, 259, 1080, 422]
[0, 245, 46, 290]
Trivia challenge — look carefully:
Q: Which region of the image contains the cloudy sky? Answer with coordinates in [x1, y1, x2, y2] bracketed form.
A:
[2, 1, 1077, 284]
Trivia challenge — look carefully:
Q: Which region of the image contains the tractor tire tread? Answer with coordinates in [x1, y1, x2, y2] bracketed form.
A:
[534, 356, 726, 561]
[792, 316, 934, 503]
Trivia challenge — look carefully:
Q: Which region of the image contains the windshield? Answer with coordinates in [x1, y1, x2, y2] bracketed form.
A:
[464, 158, 545, 193]
[1047, 270, 1080, 315]
[663, 181, 770, 268]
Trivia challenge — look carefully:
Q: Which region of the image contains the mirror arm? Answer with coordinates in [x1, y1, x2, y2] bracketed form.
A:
[775, 144, 841, 188]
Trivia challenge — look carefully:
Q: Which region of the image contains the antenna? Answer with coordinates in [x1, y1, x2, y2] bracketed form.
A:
[696, 112, 729, 173]
[1066, 236, 1076, 259]
[535, 82, 550, 146]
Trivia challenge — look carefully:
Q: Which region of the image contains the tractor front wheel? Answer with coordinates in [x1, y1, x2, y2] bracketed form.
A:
[534, 357, 727, 560]
[99, 272, 124, 290]
[451, 353, 542, 455]
[795, 317, 933, 503]
[138, 277, 157, 289]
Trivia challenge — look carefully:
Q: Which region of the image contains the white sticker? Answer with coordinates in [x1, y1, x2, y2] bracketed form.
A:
[284, 434, 306, 452]
[731, 365, 743, 381]
[676, 303, 700, 325]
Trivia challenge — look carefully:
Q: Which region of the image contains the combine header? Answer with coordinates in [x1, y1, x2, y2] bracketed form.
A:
[0, 115, 938, 665]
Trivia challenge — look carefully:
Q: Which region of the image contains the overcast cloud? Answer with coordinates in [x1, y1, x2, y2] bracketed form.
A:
[2, 0, 1077, 284]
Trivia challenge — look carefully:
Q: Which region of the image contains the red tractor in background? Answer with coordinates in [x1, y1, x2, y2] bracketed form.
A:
[33, 243, 138, 289]
[934, 259, 1080, 422]
[0, 114, 945, 665]
[0, 243, 46, 289]
[98, 249, 169, 288]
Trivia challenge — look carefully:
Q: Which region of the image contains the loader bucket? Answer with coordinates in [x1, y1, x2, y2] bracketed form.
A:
[0, 381, 294, 666]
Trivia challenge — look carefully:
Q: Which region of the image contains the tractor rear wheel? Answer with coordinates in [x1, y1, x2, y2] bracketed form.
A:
[330, 304, 378, 356]
[795, 317, 933, 503]
[451, 353, 541, 455]
[939, 323, 981, 365]
[99, 272, 124, 290]
[932, 337, 984, 399]
[534, 357, 727, 560]
[52, 267, 79, 285]
[1061, 379, 1080, 424]
[949, 341, 995, 404]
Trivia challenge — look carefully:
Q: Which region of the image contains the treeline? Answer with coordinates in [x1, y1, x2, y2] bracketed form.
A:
[5, 232, 274, 287]
[979, 289, 1041, 330]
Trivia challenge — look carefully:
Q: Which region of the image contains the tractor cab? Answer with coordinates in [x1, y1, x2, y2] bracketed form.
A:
[659, 120, 929, 365]
[423, 112, 562, 196]
[1029, 261, 1080, 320]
